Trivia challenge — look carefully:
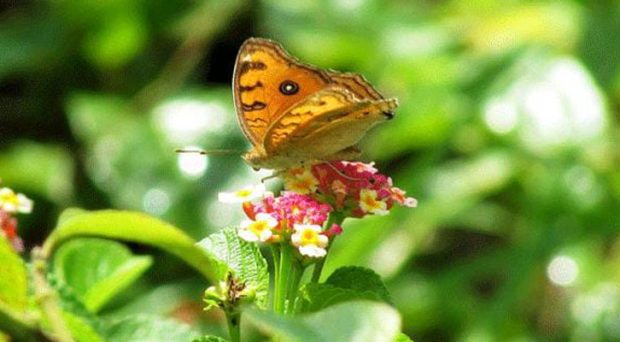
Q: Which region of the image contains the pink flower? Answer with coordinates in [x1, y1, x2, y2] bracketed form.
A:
[283, 161, 417, 218]
[249, 192, 332, 231]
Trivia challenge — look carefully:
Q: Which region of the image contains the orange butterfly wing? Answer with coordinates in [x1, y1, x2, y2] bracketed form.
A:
[233, 37, 398, 169]
[233, 38, 330, 146]
[264, 85, 397, 157]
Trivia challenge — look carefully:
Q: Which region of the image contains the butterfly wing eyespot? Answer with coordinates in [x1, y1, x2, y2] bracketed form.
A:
[279, 80, 299, 95]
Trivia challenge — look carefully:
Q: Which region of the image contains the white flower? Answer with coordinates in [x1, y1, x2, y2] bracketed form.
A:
[359, 189, 388, 215]
[238, 213, 277, 242]
[218, 184, 265, 203]
[0, 188, 33, 214]
[291, 224, 328, 258]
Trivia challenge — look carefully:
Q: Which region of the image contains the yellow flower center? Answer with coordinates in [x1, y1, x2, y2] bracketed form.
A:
[364, 195, 378, 208]
[0, 191, 18, 205]
[300, 229, 319, 245]
[359, 189, 387, 214]
[249, 220, 269, 234]
[236, 189, 252, 198]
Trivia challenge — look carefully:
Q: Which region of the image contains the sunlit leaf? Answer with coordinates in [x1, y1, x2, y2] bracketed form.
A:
[44, 209, 226, 283]
[52, 238, 153, 312]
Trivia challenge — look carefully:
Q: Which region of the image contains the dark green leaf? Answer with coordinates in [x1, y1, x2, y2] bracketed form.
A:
[301, 266, 393, 312]
[325, 266, 392, 303]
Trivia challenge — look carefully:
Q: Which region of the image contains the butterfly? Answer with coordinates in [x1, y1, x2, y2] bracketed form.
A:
[233, 37, 398, 170]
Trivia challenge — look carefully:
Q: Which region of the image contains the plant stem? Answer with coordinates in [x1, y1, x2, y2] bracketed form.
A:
[31, 247, 74, 342]
[225, 311, 241, 342]
[274, 243, 293, 314]
[285, 258, 304, 315]
[310, 256, 327, 284]
[270, 246, 280, 312]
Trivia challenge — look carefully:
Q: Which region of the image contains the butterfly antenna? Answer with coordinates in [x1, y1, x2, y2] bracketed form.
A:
[175, 149, 244, 156]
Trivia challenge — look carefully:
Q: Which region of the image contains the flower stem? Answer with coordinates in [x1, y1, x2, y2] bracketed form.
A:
[225, 311, 241, 342]
[274, 243, 293, 314]
[270, 246, 280, 312]
[286, 258, 304, 315]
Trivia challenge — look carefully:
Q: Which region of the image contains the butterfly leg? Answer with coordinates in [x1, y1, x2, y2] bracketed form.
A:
[260, 171, 282, 183]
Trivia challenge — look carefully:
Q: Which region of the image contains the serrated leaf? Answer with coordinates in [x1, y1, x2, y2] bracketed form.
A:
[103, 315, 199, 342]
[0, 236, 27, 311]
[300, 266, 392, 312]
[197, 228, 268, 308]
[44, 209, 226, 283]
[300, 283, 386, 312]
[246, 300, 402, 342]
[52, 237, 152, 312]
[325, 266, 392, 303]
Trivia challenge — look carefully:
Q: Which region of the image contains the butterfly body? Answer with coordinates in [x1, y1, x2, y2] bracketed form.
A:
[234, 38, 398, 170]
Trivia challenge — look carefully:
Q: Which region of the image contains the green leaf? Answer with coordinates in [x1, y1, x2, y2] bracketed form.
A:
[192, 336, 229, 342]
[43, 209, 226, 283]
[52, 238, 153, 312]
[0, 236, 27, 311]
[300, 283, 384, 313]
[46, 274, 106, 342]
[393, 332, 414, 342]
[61, 311, 105, 342]
[197, 228, 269, 309]
[300, 266, 392, 312]
[245, 300, 402, 342]
[324, 266, 392, 303]
[0, 237, 38, 341]
[103, 315, 199, 342]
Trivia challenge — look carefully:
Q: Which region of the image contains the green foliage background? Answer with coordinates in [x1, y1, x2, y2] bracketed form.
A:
[1, 0, 619, 340]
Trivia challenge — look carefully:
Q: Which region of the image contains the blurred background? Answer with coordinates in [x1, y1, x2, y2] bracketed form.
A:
[1, 0, 619, 340]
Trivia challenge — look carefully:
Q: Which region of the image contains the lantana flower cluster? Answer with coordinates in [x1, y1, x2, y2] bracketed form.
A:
[0, 187, 33, 252]
[218, 161, 416, 259]
[220, 185, 337, 258]
[283, 161, 417, 217]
